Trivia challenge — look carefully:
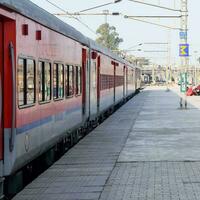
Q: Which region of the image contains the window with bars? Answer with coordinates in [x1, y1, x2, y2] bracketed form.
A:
[53, 63, 64, 99]
[75, 66, 82, 95]
[38, 61, 51, 102]
[18, 58, 36, 107]
[65, 65, 74, 97]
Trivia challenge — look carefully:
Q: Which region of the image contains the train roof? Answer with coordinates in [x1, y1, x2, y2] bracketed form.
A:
[0, 0, 88, 44]
[0, 0, 136, 68]
[87, 38, 132, 66]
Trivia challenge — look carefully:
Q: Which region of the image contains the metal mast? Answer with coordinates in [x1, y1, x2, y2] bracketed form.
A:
[180, 0, 188, 72]
[179, 0, 189, 108]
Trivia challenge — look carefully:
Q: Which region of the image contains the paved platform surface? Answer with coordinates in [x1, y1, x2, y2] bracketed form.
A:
[13, 86, 200, 200]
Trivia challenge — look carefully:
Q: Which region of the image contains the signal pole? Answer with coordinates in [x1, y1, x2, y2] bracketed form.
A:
[180, 0, 188, 108]
[180, 0, 188, 71]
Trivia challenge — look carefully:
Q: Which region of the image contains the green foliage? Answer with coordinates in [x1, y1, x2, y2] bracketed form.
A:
[96, 23, 123, 50]
[125, 55, 137, 64]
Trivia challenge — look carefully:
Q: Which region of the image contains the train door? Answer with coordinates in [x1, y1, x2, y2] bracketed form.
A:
[114, 64, 116, 103]
[126, 67, 128, 96]
[2, 17, 16, 176]
[123, 66, 126, 97]
[82, 48, 87, 117]
[0, 20, 3, 160]
[90, 52, 98, 117]
[97, 56, 100, 113]
[133, 68, 136, 91]
[125, 66, 128, 97]
[111, 61, 116, 103]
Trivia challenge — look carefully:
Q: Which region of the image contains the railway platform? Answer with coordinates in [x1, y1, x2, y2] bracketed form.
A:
[13, 86, 200, 200]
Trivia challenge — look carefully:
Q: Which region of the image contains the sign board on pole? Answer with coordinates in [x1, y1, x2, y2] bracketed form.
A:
[179, 32, 187, 40]
[179, 44, 189, 57]
[180, 73, 187, 93]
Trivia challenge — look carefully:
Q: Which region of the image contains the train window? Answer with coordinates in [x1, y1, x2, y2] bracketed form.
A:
[53, 63, 64, 99]
[18, 58, 36, 107]
[65, 65, 74, 97]
[18, 59, 25, 106]
[27, 59, 35, 104]
[92, 62, 97, 88]
[38, 61, 51, 102]
[75, 66, 82, 95]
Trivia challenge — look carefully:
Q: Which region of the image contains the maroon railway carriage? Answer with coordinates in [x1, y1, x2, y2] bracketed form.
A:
[0, 0, 141, 198]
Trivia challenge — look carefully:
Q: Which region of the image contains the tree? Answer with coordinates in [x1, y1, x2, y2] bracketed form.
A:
[125, 54, 137, 64]
[96, 23, 123, 50]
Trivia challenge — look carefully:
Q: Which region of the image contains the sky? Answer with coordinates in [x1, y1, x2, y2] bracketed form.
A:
[30, 0, 199, 66]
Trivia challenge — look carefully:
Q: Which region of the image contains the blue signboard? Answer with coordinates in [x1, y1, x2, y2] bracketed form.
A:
[179, 32, 187, 40]
[179, 44, 189, 57]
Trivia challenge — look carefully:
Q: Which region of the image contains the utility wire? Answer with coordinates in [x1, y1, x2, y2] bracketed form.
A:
[79, 2, 113, 13]
[128, 0, 181, 12]
[124, 15, 182, 18]
[45, 0, 97, 35]
[126, 17, 180, 30]
[78, 0, 123, 13]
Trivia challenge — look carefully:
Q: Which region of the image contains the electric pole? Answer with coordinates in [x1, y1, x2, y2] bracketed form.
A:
[179, 0, 188, 108]
[180, 0, 188, 72]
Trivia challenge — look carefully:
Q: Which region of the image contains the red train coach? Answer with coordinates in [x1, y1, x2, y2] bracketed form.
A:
[0, 0, 141, 198]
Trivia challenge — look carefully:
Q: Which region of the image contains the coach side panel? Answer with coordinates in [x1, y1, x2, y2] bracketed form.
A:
[115, 63, 124, 104]
[127, 66, 135, 96]
[4, 14, 88, 175]
[99, 56, 114, 113]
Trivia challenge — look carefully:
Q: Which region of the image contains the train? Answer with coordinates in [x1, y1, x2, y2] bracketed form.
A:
[0, 0, 141, 198]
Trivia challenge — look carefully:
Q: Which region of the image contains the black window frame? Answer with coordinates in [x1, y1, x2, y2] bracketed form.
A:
[18, 57, 36, 108]
[75, 66, 82, 96]
[38, 60, 52, 104]
[53, 63, 64, 100]
[65, 65, 74, 98]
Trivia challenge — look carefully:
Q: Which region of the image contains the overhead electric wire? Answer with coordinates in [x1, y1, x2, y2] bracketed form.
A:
[124, 15, 182, 18]
[78, 0, 122, 13]
[78, 2, 113, 13]
[45, 0, 97, 35]
[125, 16, 180, 30]
[54, 12, 121, 16]
[128, 0, 181, 12]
